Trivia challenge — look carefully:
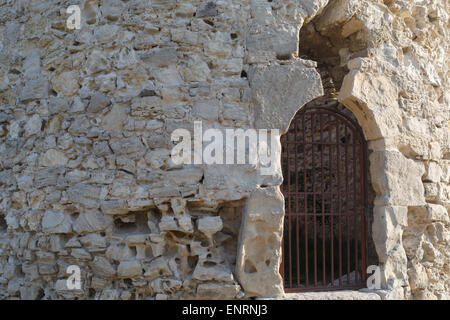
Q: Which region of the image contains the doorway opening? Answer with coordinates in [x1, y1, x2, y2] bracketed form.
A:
[281, 99, 372, 292]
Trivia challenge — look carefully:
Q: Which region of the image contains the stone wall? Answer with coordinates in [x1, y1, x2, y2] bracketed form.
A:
[0, 0, 448, 300]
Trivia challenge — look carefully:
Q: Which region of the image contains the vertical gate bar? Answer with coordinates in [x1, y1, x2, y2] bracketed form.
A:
[361, 139, 369, 281]
[321, 113, 326, 286]
[303, 113, 309, 288]
[337, 116, 342, 287]
[312, 113, 317, 286]
[287, 124, 292, 289]
[360, 137, 366, 282]
[295, 116, 300, 288]
[329, 116, 334, 286]
[345, 125, 351, 284]
[280, 135, 284, 283]
[353, 131, 359, 284]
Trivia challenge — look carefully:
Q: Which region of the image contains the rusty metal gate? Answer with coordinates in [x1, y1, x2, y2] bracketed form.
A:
[280, 101, 369, 292]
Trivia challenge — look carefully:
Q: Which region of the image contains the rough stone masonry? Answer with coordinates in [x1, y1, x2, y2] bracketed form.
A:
[0, 0, 448, 300]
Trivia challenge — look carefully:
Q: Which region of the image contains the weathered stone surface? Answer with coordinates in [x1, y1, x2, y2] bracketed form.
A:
[131, 96, 163, 118]
[143, 257, 172, 279]
[192, 100, 220, 122]
[40, 149, 69, 167]
[102, 104, 128, 131]
[24, 115, 42, 137]
[87, 92, 111, 113]
[51, 71, 79, 97]
[249, 61, 323, 131]
[90, 256, 116, 278]
[197, 216, 222, 239]
[196, 283, 240, 300]
[73, 211, 112, 234]
[0, 0, 448, 301]
[20, 79, 49, 102]
[196, 2, 218, 18]
[370, 151, 426, 206]
[42, 211, 72, 234]
[236, 187, 285, 297]
[193, 263, 234, 282]
[117, 260, 142, 278]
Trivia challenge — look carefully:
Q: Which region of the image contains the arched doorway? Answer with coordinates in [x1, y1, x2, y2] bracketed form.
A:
[281, 99, 369, 292]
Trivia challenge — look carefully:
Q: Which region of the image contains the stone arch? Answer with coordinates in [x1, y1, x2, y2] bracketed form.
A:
[237, 0, 421, 299]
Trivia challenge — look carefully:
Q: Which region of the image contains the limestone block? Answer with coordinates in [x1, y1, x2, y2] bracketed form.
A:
[196, 283, 240, 300]
[71, 248, 92, 260]
[106, 244, 135, 262]
[339, 72, 402, 140]
[42, 210, 72, 234]
[7, 279, 21, 296]
[197, 216, 223, 239]
[408, 204, 449, 223]
[67, 184, 103, 209]
[101, 0, 125, 21]
[19, 285, 43, 300]
[20, 78, 49, 102]
[140, 48, 178, 68]
[38, 263, 58, 275]
[423, 182, 439, 201]
[87, 92, 111, 113]
[369, 151, 425, 206]
[165, 168, 204, 185]
[372, 206, 407, 262]
[425, 162, 442, 183]
[177, 215, 194, 233]
[65, 237, 82, 248]
[380, 246, 408, 290]
[79, 234, 107, 248]
[236, 187, 285, 297]
[131, 96, 163, 118]
[51, 71, 79, 97]
[196, 2, 217, 18]
[85, 50, 109, 74]
[246, 24, 299, 58]
[73, 210, 112, 234]
[222, 104, 249, 122]
[109, 136, 146, 156]
[249, 61, 323, 131]
[315, 0, 362, 33]
[144, 257, 172, 279]
[54, 279, 83, 297]
[24, 114, 42, 137]
[94, 24, 121, 44]
[182, 56, 210, 82]
[192, 100, 220, 122]
[250, 2, 275, 26]
[102, 104, 128, 132]
[40, 149, 68, 167]
[126, 234, 147, 246]
[297, 0, 329, 22]
[89, 256, 116, 278]
[100, 199, 129, 215]
[145, 149, 171, 170]
[150, 277, 182, 294]
[192, 263, 234, 282]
